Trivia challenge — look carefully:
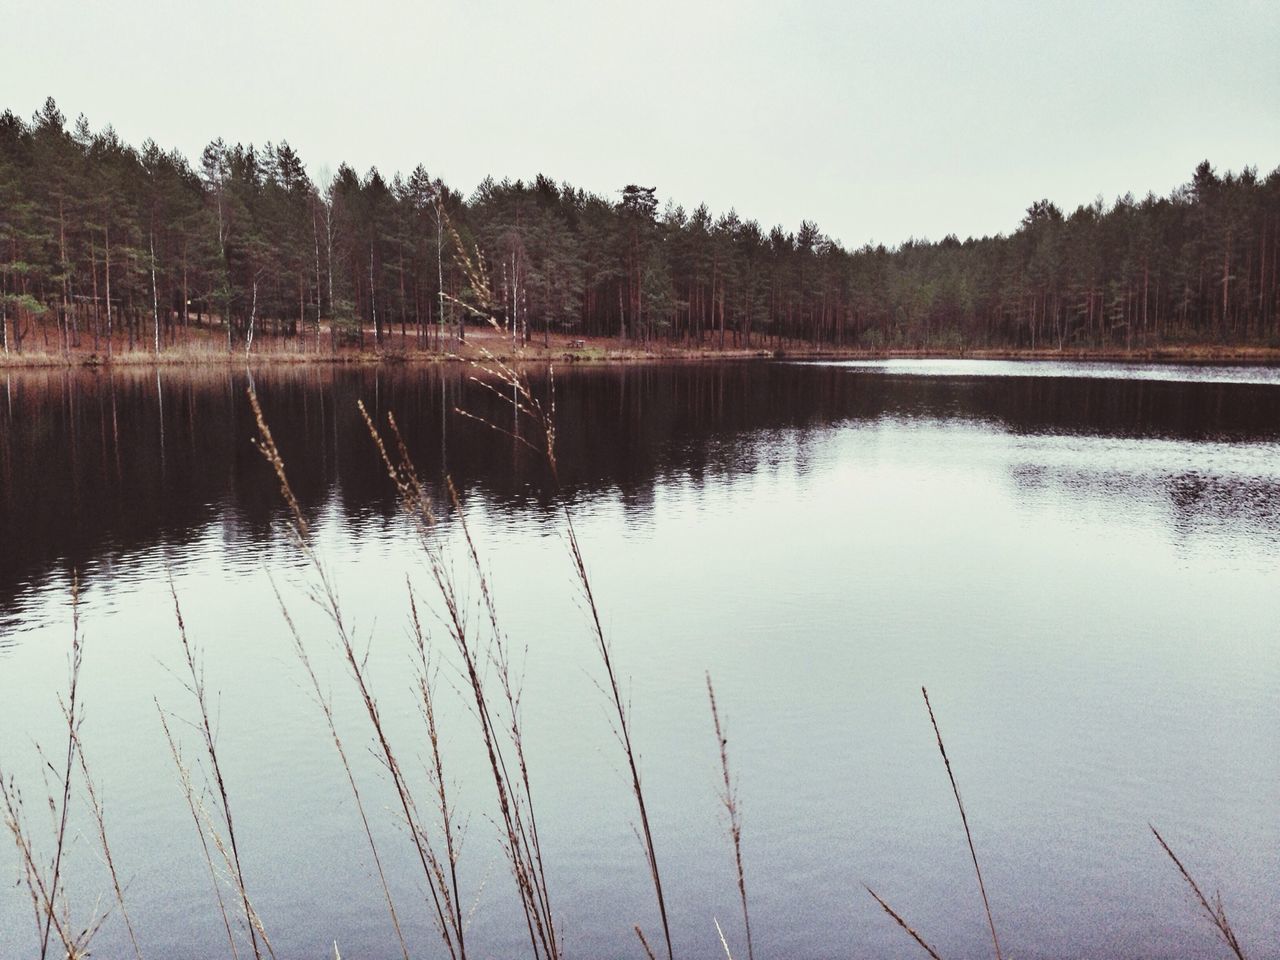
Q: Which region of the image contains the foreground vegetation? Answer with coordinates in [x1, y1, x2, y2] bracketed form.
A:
[2, 98, 1278, 362]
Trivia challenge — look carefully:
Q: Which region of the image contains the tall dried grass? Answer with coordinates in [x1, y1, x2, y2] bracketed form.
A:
[442, 207, 676, 960]
[161, 579, 276, 960]
[1151, 826, 1249, 960]
[864, 684, 1001, 960]
[252, 388, 475, 960]
[866, 688, 1252, 960]
[0, 577, 133, 960]
[707, 673, 753, 960]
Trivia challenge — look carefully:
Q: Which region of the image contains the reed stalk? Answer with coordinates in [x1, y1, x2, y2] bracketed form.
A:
[713, 916, 735, 960]
[155, 704, 241, 960]
[864, 885, 945, 960]
[165, 580, 275, 960]
[74, 733, 143, 960]
[0, 575, 116, 960]
[357, 400, 559, 960]
[706, 673, 753, 960]
[866, 687, 1002, 960]
[922, 686, 1001, 960]
[250, 387, 465, 960]
[39, 574, 84, 960]
[409, 586, 467, 956]
[439, 214, 675, 960]
[273, 580, 411, 960]
[1151, 825, 1248, 960]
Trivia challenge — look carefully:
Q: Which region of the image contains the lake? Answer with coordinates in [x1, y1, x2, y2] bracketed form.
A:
[1, 359, 1277, 960]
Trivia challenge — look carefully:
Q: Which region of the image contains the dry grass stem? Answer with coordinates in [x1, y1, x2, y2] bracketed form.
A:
[1, 763, 83, 959]
[167, 580, 274, 960]
[0, 773, 47, 948]
[357, 398, 559, 960]
[561, 462, 673, 960]
[409, 586, 468, 947]
[252, 387, 466, 960]
[0, 576, 118, 960]
[635, 924, 658, 960]
[440, 234, 672, 960]
[922, 687, 1002, 960]
[714, 917, 735, 960]
[74, 738, 144, 960]
[273, 579, 412, 960]
[155, 705, 241, 960]
[41, 573, 85, 960]
[706, 674, 754, 960]
[1150, 826, 1248, 960]
[864, 886, 945, 960]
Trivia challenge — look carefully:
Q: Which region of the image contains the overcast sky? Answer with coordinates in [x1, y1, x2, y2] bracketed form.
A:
[3, 0, 1278, 247]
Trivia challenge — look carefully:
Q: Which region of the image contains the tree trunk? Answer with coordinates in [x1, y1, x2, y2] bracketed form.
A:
[104, 227, 113, 358]
[245, 277, 258, 357]
[150, 230, 161, 355]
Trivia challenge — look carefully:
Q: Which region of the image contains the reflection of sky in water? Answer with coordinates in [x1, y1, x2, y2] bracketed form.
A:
[811, 357, 1280, 386]
[1, 365, 1279, 960]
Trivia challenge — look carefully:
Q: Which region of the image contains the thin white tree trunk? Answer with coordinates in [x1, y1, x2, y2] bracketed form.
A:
[313, 201, 322, 352]
[216, 180, 224, 249]
[1, 266, 8, 353]
[325, 193, 334, 352]
[105, 227, 113, 357]
[59, 199, 71, 357]
[150, 229, 161, 355]
[326, 204, 334, 307]
[245, 277, 258, 357]
[436, 194, 445, 350]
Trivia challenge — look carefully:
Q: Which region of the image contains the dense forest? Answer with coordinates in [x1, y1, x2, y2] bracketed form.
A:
[2, 97, 1278, 356]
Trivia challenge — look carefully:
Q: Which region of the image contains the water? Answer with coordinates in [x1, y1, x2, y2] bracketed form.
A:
[0, 360, 1277, 960]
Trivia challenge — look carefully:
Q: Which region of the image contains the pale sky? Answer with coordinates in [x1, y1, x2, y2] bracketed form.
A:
[3, 0, 1278, 248]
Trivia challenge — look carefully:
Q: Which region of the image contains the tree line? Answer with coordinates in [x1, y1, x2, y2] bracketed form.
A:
[2, 96, 1278, 356]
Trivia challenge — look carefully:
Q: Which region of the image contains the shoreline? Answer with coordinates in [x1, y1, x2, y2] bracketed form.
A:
[2, 339, 1280, 370]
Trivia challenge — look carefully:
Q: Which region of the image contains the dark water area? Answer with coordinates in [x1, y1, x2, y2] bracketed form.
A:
[5, 361, 1280, 612]
[0, 360, 1277, 959]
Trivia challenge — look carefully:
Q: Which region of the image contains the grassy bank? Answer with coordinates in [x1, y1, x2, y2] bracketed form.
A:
[4, 330, 1280, 370]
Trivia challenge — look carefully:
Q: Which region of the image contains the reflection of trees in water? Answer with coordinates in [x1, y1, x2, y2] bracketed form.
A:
[1164, 471, 1280, 536]
[3, 363, 1279, 608]
[1008, 461, 1280, 540]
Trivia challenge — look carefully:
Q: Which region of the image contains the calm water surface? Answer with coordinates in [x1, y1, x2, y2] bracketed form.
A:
[0, 360, 1277, 959]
